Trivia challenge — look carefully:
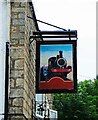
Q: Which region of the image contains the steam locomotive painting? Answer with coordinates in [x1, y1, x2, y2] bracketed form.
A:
[36, 40, 77, 93]
[40, 51, 72, 81]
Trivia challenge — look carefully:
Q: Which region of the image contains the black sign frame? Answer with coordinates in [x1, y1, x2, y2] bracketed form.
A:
[36, 40, 77, 93]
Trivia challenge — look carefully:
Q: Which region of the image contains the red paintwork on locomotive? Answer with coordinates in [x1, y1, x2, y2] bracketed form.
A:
[51, 68, 72, 73]
[40, 77, 73, 90]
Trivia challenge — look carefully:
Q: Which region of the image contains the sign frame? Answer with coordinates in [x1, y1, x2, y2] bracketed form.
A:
[36, 40, 77, 93]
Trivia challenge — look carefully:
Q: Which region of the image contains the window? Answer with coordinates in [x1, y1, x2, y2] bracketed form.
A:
[36, 94, 44, 118]
[49, 109, 58, 119]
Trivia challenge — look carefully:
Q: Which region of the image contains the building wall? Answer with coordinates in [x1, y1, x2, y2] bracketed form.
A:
[8, 1, 38, 119]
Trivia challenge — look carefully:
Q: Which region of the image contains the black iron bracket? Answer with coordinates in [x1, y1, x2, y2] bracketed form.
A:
[30, 30, 77, 44]
[27, 16, 77, 43]
[27, 16, 67, 31]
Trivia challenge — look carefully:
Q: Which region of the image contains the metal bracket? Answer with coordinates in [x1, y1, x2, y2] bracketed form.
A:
[30, 30, 77, 43]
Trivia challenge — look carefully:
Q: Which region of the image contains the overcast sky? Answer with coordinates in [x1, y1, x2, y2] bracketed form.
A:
[33, 0, 96, 81]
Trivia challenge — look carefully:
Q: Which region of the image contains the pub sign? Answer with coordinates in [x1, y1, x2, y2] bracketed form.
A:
[36, 40, 77, 93]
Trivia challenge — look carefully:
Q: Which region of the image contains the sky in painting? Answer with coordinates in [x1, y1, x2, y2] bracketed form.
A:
[40, 44, 73, 67]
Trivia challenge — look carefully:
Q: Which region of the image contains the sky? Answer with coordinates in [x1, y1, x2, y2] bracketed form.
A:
[40, 44, 73, 66]
[33, 0, 96, 81]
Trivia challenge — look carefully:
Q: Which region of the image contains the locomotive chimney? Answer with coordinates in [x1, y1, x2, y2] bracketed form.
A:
[59, 51, 63, 58]
[56, 55, 59, 59]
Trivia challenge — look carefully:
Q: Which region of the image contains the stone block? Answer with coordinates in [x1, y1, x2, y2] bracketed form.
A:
[23, 90, 28, 102]
[18, 13, 25, 19]
[15, 59, 24, 69]
[23, 107, 29, 119]
[8, 99, 12, 106]
[12, 19, 25, 26]
[10, 78, 15, 88]
[10, 58, 14, 69]
[9, 116, 25, 120]
[20, 2, 26, 7]
[11, 12, 18, 19]
[10, 88, 24, 98]
[11, 2, 21, 7]
[11, 32, 24, 39]
[13, 97, 23, 107]
[16, 78, 24, 88]
[12, 8, 25, 13]
[11, 26, 18, 33]
[9, 106, 23, 114]
[10, 47, 24, 58]
[11, 0, 28, 3]
[11, 39, 19, 45]
[19, 26, 25, 32]
[11, 70, 24, 78]
[19, 39, 24, 45]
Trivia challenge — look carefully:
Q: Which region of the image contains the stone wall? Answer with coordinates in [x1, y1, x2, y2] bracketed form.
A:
[8, 1, 38, 120]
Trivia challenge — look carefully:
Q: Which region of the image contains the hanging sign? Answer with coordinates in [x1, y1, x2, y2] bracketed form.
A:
[36, 40, 77, 93]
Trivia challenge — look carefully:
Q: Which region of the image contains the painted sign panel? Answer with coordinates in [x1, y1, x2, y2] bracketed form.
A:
[36, 40, 77, 93]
